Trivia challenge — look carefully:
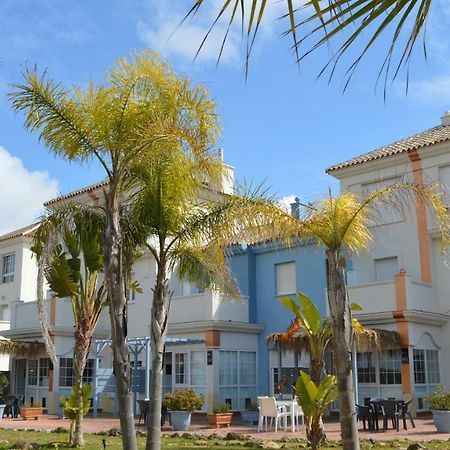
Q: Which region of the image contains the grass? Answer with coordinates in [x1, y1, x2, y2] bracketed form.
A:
[0, 429, 448, 449]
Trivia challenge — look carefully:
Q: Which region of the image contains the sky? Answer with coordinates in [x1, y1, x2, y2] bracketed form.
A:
[1, 0, 450, 234]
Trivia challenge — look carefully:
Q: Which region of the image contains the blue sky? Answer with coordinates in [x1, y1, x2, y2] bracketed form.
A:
[1, 0, 450, 233]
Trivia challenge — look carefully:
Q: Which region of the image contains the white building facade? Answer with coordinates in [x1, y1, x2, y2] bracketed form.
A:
[328, 112, 450, 413]
[0, 161, 263, 415]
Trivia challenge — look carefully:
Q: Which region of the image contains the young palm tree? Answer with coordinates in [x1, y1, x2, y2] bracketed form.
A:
[125, 149, 294, 450]
[9, 50, 222, 450]
[265, 183, 450, 450]
[32, 206, 107, 447]
[185, 0, 430, 85]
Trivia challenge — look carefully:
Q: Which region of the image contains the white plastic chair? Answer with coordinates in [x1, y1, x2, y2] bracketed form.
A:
[257, 396, 288, 432]
[292, 400, 305, 431]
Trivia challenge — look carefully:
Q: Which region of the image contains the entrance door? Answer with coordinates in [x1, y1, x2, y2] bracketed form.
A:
[14, 359, 26, 398]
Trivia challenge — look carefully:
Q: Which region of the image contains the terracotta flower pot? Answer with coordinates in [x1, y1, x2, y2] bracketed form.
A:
[207, 412, 233, 428]
[20, 406, 43, 420]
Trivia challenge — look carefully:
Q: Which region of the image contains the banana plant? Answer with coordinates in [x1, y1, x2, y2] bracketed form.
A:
[32, 206, 108, 447]
[279, 292, 333, 384]
[296, 371, 338, 450]
[60, 384, 92, 444]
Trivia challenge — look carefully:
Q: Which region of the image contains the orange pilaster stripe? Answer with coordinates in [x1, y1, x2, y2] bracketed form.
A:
[50, 296, 56, 326]
[87, 191, 100, 207]
[408, 149, 431, 284]
[394, 270, 411, 395]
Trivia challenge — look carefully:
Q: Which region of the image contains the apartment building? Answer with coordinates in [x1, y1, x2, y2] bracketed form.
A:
[327, 111, 450, 412]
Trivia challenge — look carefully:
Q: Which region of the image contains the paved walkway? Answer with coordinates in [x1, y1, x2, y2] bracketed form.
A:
[0, 414, 446, 442]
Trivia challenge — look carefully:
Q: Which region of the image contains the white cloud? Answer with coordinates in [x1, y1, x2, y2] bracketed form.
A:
[278, 194, 298, 212]
[0, 146, 59, 235]
[137, 0, 290, 67]
[398, 75, 450, 105]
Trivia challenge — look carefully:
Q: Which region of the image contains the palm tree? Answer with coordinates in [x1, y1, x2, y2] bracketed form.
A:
[263, 182, 450, 450]
[32, 205, 107, 447]
[184, 0, 429, 86]
[124, 150, 295, 450]
[9, 50, 222, 450]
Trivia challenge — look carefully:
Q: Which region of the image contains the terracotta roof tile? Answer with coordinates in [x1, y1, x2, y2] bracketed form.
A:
[0, 223, 39, 242]
[326, 124, 450, 173]
[44, 180, 108, 206]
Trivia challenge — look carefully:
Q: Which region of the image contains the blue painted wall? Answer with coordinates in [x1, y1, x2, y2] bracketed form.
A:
[230, 242, 328, 395]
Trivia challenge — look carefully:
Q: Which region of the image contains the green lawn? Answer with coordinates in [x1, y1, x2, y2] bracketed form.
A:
[0, 429, 447, 449]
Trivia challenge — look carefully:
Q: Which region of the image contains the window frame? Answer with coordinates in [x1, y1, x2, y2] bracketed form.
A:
[275, 261, 296, 296]
[219, 350, 257, 411]
[2, 253, 15, 284]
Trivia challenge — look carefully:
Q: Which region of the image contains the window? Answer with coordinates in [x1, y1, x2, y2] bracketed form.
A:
[276, 262, 296, 295]
[219, 351, 238, 385]
[2, 254, 15, 283]
[190, 351, 206, 386]
[59, 358, 94, 387]
[414, 349, 440, 385]
[375, 257, 398, 282]
[28, 360, 38, 386]
[0, 305, 10, 321]
[219, 350, 257, 410]
[413, 349, 440, 410]
[126, 290, 136, 303]
[39, 358, 50, 387]
[239, 352, 256, 385]
[357, 352, 376, 383]
[379, 350, 402, 384]
[175, 353, 187, 384]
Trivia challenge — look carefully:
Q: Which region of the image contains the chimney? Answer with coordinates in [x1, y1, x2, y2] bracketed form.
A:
[441, 111, 450, 126]
[290, 197, 301, 219]
[218, 148, 224, 161]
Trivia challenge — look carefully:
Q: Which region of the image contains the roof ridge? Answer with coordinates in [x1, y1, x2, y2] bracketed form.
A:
[326, 124, 450, 173]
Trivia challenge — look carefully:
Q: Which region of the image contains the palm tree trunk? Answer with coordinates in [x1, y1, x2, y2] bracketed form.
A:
[71, 329, 91, 447]
[104, 190, 137, 450]
[326, 249, 359, 450]
[146, 263, 171, 450]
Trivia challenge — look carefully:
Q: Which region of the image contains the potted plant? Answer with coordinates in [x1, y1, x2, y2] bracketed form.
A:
[207, 403, 233, 428]
[240, 403, 259, 425]
[426, 385, 450, 433]
[163, 388, 203, 431]
[20, 402, 44, 420]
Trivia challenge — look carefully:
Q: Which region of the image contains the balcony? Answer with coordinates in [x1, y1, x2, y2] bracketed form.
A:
[168, 291, 249, 324]
[347, 274, 438, 316]
[7, 298, 110, 338]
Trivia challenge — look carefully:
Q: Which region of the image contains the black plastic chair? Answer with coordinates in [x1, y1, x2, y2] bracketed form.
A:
[356, 404, 374, 430]
[1, 396, 17, 418]
[399, 400, 415, 430]
[380, 399, 400, 431]
[137, 400, 149, 425]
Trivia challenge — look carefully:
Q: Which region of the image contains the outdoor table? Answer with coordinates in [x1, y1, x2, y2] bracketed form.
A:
[275, 399, 299, 432]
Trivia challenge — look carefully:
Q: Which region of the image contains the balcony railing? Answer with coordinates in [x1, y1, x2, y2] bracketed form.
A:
[168, 291, 249, 324]
[10, 298, 110, 333]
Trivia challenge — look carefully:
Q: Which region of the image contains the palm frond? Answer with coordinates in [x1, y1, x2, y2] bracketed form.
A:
[185, 0, 431, 87]
[0, 340, 46, 357]
[268, 328, 401, 353]
[169, 245, 239, 298]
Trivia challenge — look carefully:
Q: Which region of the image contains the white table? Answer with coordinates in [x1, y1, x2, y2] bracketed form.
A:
[276, 399, 303, 432]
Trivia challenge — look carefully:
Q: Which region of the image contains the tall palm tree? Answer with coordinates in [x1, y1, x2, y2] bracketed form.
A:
[185, 0, 429, 86]
[264, 183, 450, 450]
[32, 205, 107, 447]
[9, 51, 222, 450]
[125, 150, 294, 450]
